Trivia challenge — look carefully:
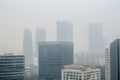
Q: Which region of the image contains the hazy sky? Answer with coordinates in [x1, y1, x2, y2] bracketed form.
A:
[0, 0, 120, 53]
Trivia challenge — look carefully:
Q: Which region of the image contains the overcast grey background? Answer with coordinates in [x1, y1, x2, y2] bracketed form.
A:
[0, 0, 120, 53]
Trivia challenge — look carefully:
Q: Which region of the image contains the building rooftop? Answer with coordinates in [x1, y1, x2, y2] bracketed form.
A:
[39, 41, 73, 45]
[0, 53, 24, 56]
[64, 64, 99, 71]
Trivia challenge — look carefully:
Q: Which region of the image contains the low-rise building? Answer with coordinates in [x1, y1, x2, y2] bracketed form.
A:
[62, 64, 101, 80]
[0, 53, 25, 80]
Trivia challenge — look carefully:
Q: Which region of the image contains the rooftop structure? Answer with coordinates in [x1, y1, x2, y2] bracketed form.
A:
[62, 64, 101, 80]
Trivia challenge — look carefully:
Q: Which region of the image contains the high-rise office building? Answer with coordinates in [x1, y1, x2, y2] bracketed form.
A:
[35, 29, 46, 80]
[62, 64, 101, 80]
[105, 48, 110, 80]
[110, 39, 120, 80]
[89, 23, 104, 54]
[35, 28, 46, 57]
[38, 42, 73, 80]
[57, 21, 73, 42]
[23, 28, 33, 80]
[23, 28, 33, 66]
[0, 53, 25, 80]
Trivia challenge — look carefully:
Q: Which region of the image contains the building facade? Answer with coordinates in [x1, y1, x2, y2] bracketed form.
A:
[0, 54, 25, 80]
[62, 64, 101, 80]
[110, 39, 120, 80]
[57, 21, 73, 42]
[38, 42, 73, 80]
[105, 48, 110, 80]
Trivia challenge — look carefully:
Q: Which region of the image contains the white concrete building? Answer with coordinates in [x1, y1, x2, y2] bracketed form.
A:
[62, 64, 101, 80]
[105, 48, 110, 80]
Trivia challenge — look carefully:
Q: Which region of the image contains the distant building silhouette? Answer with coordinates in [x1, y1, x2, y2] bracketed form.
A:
[89, 23, 104, 54]
[57, 21, 73, 42]
[38, 42, 73, 80]
[110, 39, 120, 80]
[35, 28, 46, 57]
[0, 54, 25, 80]
[89, 23, 104, 65]
[23, 28, 33, 80]
[23, 28, 33, 66]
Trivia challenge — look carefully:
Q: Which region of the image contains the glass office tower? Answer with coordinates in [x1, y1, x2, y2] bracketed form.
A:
[38, 42, 73, 80]
[110, 39, 120, 80]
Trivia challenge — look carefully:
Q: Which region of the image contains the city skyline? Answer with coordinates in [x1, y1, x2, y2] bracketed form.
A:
[0, 0, 120, 80]
[0, 0, 120, 53]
